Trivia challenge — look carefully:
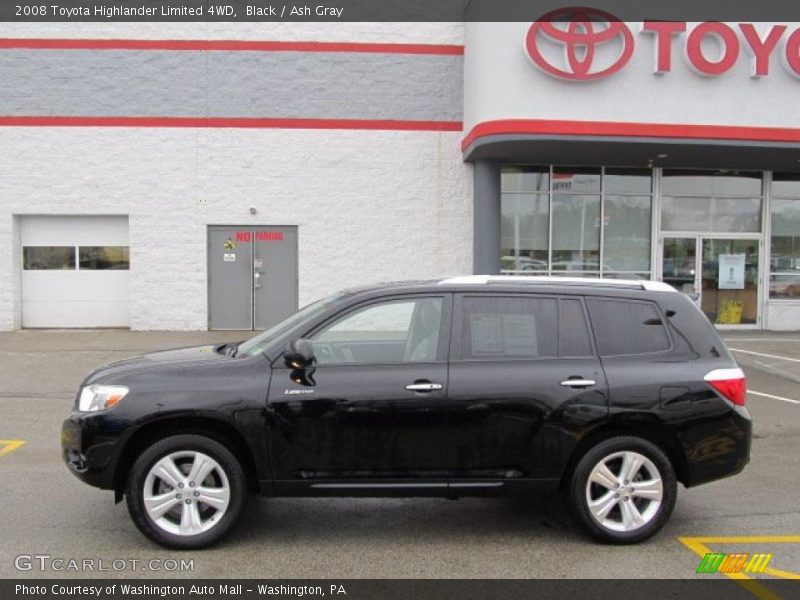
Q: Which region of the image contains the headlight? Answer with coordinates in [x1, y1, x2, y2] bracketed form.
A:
[78, 384, 129, 412]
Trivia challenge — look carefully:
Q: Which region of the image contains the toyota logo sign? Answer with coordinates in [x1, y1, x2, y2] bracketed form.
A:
[525, 7, 634, 81]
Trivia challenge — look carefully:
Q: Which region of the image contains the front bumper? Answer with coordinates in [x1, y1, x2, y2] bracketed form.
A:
[61, 413, 126, 490]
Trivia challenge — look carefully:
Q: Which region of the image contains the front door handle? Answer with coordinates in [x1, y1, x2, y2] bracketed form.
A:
[560, 379, 596, 388]
[405, 382, 443, 392]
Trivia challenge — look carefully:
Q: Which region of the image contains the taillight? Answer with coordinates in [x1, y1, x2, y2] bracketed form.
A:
[704, 368, 747, 406]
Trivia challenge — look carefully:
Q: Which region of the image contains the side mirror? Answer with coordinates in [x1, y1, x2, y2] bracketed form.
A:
[284, 339, 315, 369]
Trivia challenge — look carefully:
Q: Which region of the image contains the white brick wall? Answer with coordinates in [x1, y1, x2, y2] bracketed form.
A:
[0, 127, 473, 330]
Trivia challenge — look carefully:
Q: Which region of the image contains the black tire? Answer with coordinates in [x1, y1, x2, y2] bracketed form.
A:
[125, 434, 246, 549]
[569, 436, 677, 544]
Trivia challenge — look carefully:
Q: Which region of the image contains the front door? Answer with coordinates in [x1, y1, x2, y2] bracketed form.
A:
[660, 235, 762, 327]
[207, 226, 298, 330]
[266, 294, 452, 491]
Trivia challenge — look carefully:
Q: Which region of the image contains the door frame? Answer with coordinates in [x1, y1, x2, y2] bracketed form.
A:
[657, 232, 764, 329]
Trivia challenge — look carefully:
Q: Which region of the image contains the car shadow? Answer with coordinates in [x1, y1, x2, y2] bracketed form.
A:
[231, 493, 580, 546]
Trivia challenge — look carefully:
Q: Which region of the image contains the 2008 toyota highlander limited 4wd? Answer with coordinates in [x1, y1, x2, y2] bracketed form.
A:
[62, 276, 751, 548]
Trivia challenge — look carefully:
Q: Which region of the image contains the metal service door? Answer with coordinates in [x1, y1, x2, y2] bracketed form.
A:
[254, 227, 298, 330]
[208, 226, 298, 330]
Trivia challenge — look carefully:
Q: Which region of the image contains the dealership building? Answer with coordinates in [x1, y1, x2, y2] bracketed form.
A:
[1, 18, 800, 331]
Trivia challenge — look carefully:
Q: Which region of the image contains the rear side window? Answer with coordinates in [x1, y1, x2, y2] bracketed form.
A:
[587, 298, 670, 356]
[462, 296, 557, 359]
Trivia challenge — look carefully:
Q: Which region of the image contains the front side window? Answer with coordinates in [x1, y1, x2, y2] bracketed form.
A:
[311, 297, 443, 364]
[586, 298, 670, 356]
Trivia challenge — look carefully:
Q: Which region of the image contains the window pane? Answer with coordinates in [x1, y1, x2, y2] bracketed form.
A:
[770, 198, 800, 299]
[78, 246, 129, 270]
[23, 246, 75, 270]
[662, 170, 762, 196]
[553, 167, 601, 193]
[772, 173, 800, 198]
[552, 194, 600, 273]
[603, 195, 652, 274]
[461, 296, 557, 359]
[501, 166, 549, 192]
[604, 168, 653, 194]
[587, 299, 670, 356]
[661, 196, 761, 232]
[313, 298, 442, 364]
[501, 193, 549, 272]
[559, 299, 593, 357]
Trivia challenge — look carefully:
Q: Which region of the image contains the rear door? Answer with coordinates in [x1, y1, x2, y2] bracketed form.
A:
[446, 293, 608, 490]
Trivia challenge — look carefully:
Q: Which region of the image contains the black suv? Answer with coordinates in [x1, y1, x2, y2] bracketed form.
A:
[62, 276, 751, 548]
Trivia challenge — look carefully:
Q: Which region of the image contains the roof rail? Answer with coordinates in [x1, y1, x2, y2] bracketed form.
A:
[438, 275, 676, 292]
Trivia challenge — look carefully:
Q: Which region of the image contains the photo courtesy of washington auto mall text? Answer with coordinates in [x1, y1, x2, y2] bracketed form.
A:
[1, 0, 800, 599]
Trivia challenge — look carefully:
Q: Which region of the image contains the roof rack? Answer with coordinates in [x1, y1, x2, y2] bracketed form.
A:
[438, 275, 676, 293]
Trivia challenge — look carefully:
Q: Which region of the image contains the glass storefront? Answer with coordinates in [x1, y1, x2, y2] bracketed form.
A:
[660, 170, 764, 326]
[662, 236, 760, 325]
[501, 166, 652, 279]
[498, 166, 800, 328]
[770, 174, 800, 299]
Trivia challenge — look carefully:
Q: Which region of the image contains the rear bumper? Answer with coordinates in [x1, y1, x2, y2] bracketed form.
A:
[681, 405, 752, 487]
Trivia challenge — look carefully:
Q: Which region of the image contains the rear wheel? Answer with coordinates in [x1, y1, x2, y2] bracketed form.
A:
[125, 434, 245, 549]
[569, 436, 676, 544]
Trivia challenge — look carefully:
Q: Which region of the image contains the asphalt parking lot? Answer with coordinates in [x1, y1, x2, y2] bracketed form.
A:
[0, 330, 798, 583]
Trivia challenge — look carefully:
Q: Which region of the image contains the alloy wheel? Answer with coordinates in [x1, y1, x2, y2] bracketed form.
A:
[584, 450, 663, 533]
[142, 451, 231, 536]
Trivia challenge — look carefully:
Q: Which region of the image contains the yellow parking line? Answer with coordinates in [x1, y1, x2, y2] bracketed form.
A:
[764, 567, 800, 580]
[679, 535, 800, 600]
[0, 439, 25, 459]
[684, 536, 800, 544]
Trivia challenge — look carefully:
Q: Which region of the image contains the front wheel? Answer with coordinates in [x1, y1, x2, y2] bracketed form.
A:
[126, 434, 246, 549]
[569, 436, 677, 544]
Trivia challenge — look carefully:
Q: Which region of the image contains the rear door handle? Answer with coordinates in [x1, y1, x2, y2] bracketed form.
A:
[560, 379, 596, 388]
[405, 382, 443, 392]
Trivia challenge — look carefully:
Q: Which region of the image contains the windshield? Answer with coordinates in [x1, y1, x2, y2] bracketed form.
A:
[238, 292, 349, 357]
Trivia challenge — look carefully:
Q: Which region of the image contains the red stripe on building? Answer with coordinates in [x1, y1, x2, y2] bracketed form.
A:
[0, 38, 464, 55]
[462, 119, 800, 151]
[0, 116, 464, 132]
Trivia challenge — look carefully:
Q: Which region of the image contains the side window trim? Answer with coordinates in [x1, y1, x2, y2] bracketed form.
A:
[585, 296, 674, 358]
[557, 295, 598, 359]
[298, 293, 453, 366]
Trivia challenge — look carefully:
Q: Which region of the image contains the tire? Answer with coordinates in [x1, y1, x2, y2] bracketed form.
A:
[569, 436, 677, 544]
[125, 434, 246, 549]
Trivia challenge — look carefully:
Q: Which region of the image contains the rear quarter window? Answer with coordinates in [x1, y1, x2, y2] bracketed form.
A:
[586, 298, 671, 356]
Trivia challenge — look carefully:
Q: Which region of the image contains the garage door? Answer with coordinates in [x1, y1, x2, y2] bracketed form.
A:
[21, 216, 130, 328]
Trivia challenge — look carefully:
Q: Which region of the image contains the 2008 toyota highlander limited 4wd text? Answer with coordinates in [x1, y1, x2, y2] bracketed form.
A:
[62, 276, 751, 548]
